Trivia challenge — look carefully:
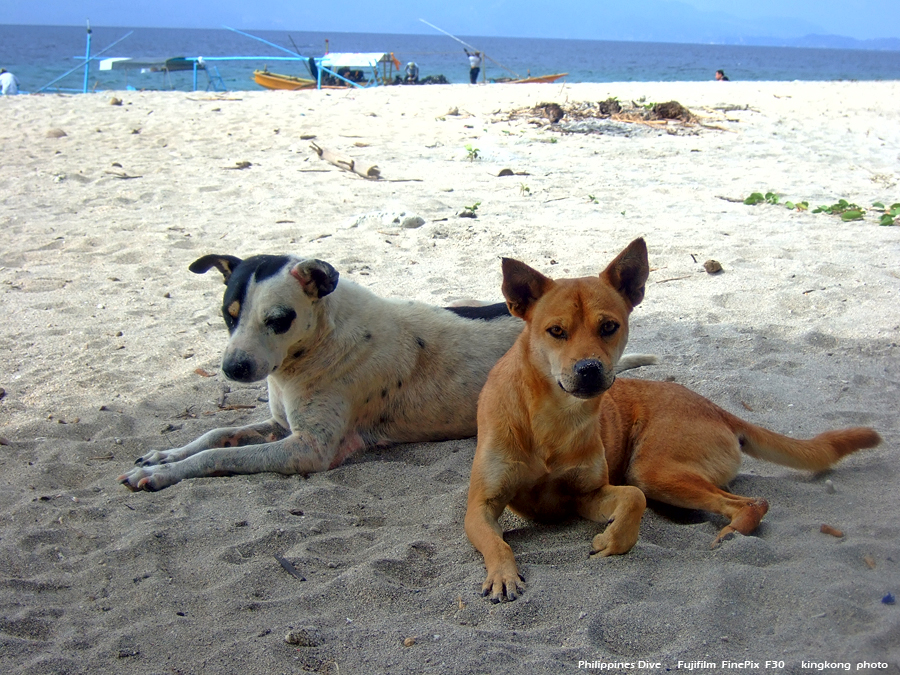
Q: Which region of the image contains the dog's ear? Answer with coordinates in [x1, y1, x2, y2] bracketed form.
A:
[601, 238, 649, 308]
[290, 259, 340, 298]
[189, 254, 243, 284]
[501, 258, 554, 319]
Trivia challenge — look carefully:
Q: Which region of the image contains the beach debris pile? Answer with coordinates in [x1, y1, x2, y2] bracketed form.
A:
[343, 209, 425, 229]
[502, 98, 702, 136]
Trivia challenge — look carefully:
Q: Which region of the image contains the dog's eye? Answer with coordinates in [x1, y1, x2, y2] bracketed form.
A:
[547, 325, 568, 339]
[599, 320, 619, 337]
[265, 309, 296, 335]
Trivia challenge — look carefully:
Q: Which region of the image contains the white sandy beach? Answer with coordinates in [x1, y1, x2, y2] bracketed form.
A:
[0, 81, 898, 674]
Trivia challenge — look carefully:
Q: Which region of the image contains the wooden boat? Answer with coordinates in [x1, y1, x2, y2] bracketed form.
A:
[498, 72, 568, 84]
[512, 72, 568, 84]
[253, 69, 316, 90]
[255, 53, 400, 90]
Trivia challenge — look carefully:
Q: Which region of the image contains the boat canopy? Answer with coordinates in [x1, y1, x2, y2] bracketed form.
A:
[99, 57, 202, 72]
[317, 53, 392, 70]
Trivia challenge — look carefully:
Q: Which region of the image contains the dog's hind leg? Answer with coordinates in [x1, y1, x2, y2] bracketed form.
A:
[577, 484, 646, 556]
[630, 469, 769, 549]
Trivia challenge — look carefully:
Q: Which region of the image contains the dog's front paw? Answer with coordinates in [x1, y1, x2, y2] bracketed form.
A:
[711, 526, 737, 549]
[118, 465, 179, 492]
[481, 568, 525, 603]
[134, 448, 177, 467]
[591, 525, 639, 557]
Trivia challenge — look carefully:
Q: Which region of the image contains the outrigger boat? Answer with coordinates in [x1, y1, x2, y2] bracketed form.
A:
[501, 72, 568, 84]
[99, 56, 227, 90]
[253, 68, 315, 90]
[254, 52, 402, 90]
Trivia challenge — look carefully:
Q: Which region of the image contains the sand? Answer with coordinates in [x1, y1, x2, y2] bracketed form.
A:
[0, 80, 898, 674]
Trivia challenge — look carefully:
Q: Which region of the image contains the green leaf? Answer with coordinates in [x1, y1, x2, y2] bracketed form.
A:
[840, 210, 864, 221]
[784, 201, 795, 210]
[872, 201, 885, 210]
[796, 201, 809, 211]
[744, 192, 765, 205]
[879, 214, 895, 226]
[765, 191, 779, 204]
[890, 204, 900, 217]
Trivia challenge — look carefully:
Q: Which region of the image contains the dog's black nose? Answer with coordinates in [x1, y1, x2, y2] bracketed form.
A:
[572, 359, 606, 395]
[223, 349, 259, 382]
[574, 359, 602, 380]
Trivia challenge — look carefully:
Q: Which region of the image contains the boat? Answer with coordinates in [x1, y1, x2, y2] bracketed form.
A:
[254, 52, 402, 90]
[253, 68, 316, 90]
[503, 72, 568, 84]
[98, 55, 227, 90]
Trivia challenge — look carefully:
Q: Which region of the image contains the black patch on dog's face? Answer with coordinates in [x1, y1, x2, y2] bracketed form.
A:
[264, 307, 297, 335]
[221, 255, 292, 332]
[444, 302, 512, 321]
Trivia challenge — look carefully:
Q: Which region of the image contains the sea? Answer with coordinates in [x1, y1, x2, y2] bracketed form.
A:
[1, 24, 899, 94]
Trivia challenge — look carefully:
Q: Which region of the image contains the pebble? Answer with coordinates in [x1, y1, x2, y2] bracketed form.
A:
[284, 629, 318, 647]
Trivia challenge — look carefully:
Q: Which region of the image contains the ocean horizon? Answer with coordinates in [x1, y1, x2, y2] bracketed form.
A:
[2, 24, 899, 93]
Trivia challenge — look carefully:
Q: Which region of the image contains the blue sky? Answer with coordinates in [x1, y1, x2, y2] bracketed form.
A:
[4, 0, 899, 42]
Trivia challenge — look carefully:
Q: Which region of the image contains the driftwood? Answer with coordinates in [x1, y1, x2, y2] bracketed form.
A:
[309, 142, 381, 180]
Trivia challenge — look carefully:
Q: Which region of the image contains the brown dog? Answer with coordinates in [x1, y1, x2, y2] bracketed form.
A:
[465, 237, 881, 602]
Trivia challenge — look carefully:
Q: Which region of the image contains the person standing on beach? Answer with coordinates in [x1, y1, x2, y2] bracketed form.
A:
[0, 69, 19, 95]
[465, 50, 482, 84]
[715, 69, 730, 81]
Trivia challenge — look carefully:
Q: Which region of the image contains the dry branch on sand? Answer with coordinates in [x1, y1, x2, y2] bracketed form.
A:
[310, 142, 381, 179]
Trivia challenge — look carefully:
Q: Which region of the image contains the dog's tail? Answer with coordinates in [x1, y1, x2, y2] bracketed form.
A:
[728, 415, 881, 471]
[615, 354, 659, 374]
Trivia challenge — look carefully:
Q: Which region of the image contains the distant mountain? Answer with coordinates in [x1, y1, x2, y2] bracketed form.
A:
[400, 2, 900, 51]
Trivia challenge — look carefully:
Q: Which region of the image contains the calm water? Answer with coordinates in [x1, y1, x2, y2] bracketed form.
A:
[1, 24, 899, 93]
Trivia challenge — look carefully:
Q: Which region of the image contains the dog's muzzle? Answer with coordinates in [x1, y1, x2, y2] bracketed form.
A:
[222, 348, 269, 383]
[559, 358, 614, 399]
